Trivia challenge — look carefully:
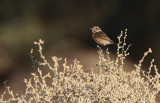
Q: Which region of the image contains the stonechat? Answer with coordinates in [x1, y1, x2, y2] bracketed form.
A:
[90, 26, 115, 46]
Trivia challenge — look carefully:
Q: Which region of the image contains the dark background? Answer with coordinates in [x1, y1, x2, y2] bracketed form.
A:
[0, 0, 160, 95]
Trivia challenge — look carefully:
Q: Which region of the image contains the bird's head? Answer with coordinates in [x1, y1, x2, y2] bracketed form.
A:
[90, 26, 102, 33]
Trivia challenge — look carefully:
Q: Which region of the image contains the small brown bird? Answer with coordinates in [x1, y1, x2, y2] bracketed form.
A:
[90, 26, 115, 46]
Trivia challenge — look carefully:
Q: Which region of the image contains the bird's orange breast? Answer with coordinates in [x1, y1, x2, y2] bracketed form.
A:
[92, 33, 112, 46]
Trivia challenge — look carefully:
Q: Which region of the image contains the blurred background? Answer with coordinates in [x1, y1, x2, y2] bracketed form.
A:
[0, 0, 160, 95]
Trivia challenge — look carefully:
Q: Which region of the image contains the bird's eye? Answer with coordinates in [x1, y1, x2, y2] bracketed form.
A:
[95, 28, 97, 29]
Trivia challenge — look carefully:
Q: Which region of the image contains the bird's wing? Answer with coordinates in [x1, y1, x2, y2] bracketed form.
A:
[94, 31, 114, 44]
[94, 31, 108, 37]
[94, 31, 110, 39]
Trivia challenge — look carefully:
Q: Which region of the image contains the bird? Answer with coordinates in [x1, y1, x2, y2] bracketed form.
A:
[90, 26, 115, 46]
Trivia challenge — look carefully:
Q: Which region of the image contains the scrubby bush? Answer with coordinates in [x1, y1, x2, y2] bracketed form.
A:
[0, 29, 160, 103]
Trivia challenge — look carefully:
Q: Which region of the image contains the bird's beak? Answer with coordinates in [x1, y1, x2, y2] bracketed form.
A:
[90, 27, 92, 30]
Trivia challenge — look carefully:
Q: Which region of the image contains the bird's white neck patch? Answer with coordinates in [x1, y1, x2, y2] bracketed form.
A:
[93, 30, 102, 33]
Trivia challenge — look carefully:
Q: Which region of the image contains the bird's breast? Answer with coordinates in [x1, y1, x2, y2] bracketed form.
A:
[92, 34, 111, 46]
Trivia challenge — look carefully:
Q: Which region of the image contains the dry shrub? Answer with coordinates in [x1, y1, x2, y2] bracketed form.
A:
[0, 29, 160, 103]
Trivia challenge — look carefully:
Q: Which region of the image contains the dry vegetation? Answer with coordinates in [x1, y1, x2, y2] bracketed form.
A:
[0, 29, 160, 103]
